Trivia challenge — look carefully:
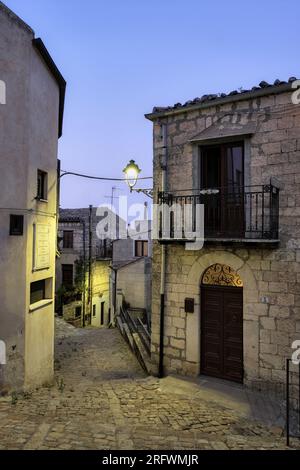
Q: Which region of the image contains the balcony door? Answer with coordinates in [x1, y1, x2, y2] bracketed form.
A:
[200, 142, 244, 238]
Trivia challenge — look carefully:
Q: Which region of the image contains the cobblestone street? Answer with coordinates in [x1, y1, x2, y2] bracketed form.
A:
[0, 319, 298, 450]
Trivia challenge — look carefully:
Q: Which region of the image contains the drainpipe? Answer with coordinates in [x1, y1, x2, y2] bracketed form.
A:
[158, 123, 168, 378]
[88, 205, 93, 324]
[108, 265, 118, 327]
[114, 268, 118, 318]
[56, 159, 61, 228]
[82, 219, 86, 328]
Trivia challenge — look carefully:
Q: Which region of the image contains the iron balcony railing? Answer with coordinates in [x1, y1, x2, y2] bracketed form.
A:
[157, 184, 279, 241]
[95, 244, 113, 260]
[120, 307, 151, 355]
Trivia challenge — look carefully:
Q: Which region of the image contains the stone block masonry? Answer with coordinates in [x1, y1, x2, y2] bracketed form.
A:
[148, 83, 300, 398]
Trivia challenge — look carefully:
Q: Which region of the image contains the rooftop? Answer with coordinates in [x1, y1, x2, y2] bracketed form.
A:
[0, 1, 33, 34]
[145, 77, 298, 121]
[0, 1, 66, 138]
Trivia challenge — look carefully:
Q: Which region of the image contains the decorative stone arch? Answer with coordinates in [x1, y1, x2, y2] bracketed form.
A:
[185, 251, 258, 383]
[201, 263, 243, 287]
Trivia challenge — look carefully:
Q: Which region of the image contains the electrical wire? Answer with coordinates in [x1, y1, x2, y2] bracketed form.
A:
[60, 170, 153, 181]
[0, 207, 56, 218]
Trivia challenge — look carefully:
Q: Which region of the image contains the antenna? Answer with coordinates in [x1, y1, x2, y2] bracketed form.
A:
[104, 186, 121, 208]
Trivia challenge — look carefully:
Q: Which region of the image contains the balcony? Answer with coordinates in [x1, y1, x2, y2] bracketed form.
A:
[95, 244, 113, 260]
[157, 184, 279, 244]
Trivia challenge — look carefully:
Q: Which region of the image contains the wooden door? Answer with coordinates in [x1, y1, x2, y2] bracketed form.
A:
[201, 285, 243, 383]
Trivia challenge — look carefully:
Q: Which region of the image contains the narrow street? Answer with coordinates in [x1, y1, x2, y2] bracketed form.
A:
[0, 319, 298, 450]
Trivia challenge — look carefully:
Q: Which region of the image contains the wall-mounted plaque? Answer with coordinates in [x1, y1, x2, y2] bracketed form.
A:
[33, 223, 50, 270]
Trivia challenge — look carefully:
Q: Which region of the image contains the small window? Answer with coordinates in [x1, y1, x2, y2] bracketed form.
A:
[63, 231, 73, 249]
[37, 170, 48, 201]
[30, 280, 45, 304]
[10, 214, 24, 236]
[93, 305, 96, 317]
[135, 240, 148, 257]
[75, 306, 82, 318]
[62, 264, 73, 288]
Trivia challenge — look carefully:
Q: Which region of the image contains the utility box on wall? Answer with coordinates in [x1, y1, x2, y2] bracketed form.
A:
[184, 298, 194, 313]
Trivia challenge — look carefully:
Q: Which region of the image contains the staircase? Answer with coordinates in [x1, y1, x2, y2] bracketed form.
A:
[117, 307, 152, 374]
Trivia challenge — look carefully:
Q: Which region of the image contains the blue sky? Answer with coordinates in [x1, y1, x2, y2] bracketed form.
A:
[4, 0, 300, 209]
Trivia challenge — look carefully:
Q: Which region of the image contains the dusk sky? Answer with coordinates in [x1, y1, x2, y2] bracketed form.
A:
[5, 0, 300, 210]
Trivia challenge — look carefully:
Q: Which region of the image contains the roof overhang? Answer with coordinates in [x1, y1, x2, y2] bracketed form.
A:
[32, 38, 66, 138]
[145, 82, 292, 122]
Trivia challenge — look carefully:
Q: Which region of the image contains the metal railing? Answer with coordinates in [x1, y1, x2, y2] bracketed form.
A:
[286, 358, 300, 446]
[119, 307, 151, 356]
[95, 244, 112, 259]
[158, 184, 279, 241]
[136, 317, 151, 355]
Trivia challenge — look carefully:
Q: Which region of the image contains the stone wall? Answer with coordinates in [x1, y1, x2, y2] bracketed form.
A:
[57, 209, 112, 328]
[59, 207, 126, 256]
[63, 300, 82, 328]
[150, 86, 300, 395]
[116, 258, 152, 314]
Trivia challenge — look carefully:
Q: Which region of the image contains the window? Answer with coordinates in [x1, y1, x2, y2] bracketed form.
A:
[200, 142, 244, 238]
[200, 142, 244, 189]
[37, 170, 48, 201]
[10, 214, 24, 236]
[135, 240, 148, 257]
[101, 302, 105, 325]
[62, 264, 73, 288]
[30, 280, 45, 304]
[63, 231, 73, 249]
[93, 305, 96, 317]
[75, 306, 82, 318]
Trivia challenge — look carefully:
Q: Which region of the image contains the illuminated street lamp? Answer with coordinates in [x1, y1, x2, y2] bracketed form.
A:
[123, 160, 141, 192]
[123, 160, 153, 198]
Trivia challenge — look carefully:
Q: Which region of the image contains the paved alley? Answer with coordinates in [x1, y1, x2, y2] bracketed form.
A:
[0, 319, 298, 450]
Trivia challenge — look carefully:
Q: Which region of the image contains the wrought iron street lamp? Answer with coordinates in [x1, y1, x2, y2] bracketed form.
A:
[123, 160, 153, 198]
[123, 160, 141, 191]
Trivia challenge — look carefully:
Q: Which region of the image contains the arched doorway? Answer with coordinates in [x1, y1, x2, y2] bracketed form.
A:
[201, 263, 243, 383]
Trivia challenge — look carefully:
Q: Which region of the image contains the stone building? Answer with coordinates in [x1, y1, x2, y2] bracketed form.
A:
[146, 77, 300, 394]
[56, 207, 125, 328]
[111, 219, 152, 324]
[0, 3, 65, 390]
